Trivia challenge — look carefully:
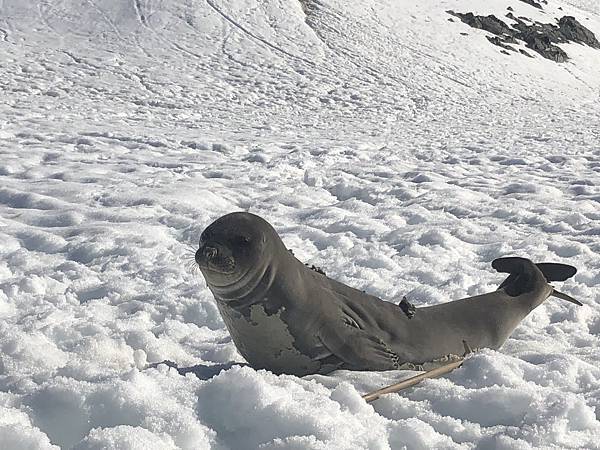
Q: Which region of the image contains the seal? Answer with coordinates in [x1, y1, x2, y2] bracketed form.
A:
[196, 212, 581, 376]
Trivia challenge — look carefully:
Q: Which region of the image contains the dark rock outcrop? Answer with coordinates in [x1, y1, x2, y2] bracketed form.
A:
[519, 48, 534, 57]
[447, 10, 600, 62]
[518, 0, 543, 9]
[487, 36, 517, 53]
[448, 12, 513, 36]
[522, 34, 568, 62]
[558, 16, 600, 48]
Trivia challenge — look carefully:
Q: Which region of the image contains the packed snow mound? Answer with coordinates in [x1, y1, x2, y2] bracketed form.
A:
[1, 0, 600, 448]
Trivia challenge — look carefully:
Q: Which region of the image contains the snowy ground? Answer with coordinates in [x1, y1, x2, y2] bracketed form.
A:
[1, 0, 599, 448]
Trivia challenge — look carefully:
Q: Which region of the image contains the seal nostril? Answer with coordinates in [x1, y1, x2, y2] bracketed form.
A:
[205, 247, 218, 260]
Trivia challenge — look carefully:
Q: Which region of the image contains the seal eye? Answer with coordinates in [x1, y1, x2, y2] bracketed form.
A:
[233, 235, 251, 247]
[200, 230, 212, 244]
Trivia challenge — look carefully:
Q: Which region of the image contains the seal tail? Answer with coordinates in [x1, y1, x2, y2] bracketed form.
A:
[492, 257, 580, 306]
[536, 262, 582, 306]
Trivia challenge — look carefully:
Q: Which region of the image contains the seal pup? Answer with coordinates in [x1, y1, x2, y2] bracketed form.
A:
[196, 212, 581, 376]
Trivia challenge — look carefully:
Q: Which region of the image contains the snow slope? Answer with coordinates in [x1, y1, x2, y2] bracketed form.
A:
[1, 0, 599, 448]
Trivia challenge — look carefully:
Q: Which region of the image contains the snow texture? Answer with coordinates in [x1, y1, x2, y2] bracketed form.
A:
[0, 0, 599, 448]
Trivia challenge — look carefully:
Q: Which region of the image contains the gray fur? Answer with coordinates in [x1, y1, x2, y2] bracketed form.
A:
[196, 212, 579, 376]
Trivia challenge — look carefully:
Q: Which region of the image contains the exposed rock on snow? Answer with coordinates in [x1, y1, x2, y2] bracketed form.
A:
[449, 10, 600, 62]
[486, 35, 520, 53]
[518, 0, 545, 10]
[447, 12, 514, 36]
[557, 15, 600, 47]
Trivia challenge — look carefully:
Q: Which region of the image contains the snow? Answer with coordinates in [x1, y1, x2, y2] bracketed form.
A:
[1, 0, 599, 448]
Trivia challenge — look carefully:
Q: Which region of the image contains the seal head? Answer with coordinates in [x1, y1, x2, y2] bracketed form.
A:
[196, 212, 286, 303]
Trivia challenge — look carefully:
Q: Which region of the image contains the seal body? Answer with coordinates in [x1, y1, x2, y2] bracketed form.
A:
[196, 212, 579, 376]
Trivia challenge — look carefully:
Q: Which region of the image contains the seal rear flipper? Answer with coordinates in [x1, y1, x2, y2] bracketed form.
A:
[536, 263, 577, 282]
[494, 257, 581, 305]
[538, 263, 581, 306]
[318, 325, 401, 371]
[493, 257, 542, 296]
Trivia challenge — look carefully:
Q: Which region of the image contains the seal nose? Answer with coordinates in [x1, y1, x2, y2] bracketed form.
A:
[205, 246, 218, 260]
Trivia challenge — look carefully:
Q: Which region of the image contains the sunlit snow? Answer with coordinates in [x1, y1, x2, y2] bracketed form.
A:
[1, 0, 599, 448]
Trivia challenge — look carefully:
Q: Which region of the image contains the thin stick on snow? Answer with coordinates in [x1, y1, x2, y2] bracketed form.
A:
[362, 341, 474, 403]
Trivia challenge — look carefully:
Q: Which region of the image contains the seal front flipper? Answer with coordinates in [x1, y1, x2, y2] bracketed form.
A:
[318, 322, 401, 371]
[399, 296, 416, 319]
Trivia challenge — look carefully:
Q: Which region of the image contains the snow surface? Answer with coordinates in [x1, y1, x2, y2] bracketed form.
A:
[1, 0, 599, 448]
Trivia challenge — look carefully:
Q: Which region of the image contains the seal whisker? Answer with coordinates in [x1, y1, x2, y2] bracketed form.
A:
[184, 259, 198, 271]
[181, 243, 199, 256]
[185, 263, 201, 276]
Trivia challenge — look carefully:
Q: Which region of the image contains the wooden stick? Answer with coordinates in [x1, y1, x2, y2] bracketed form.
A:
[362, 358, 465, 402]
[362, 341, 474, 403]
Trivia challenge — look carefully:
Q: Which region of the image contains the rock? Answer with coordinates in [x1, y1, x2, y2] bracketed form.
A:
[558, 16, 600, 48]
[521, 33, 569, 62]
[506, 14, 533, 24]
[447, 10, 600, 62]
[487, 36, 517, 52]
[511, 21, 566, 44]
[447, 11, 513, 36]
[519, 48, 534, 57]
[519, 0, 543, 9]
